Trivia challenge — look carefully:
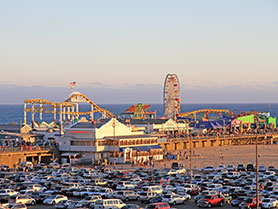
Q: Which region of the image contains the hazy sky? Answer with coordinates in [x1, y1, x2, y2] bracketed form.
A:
[1, 0, 278, 104]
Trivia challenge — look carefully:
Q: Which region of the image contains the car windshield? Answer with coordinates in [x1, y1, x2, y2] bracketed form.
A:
[146, 205, 156, 209]
[49, 195, 56, 199]
[246, 199, 252, 203]
[164, 195, 171, 198]
[263, 199, 270, 202]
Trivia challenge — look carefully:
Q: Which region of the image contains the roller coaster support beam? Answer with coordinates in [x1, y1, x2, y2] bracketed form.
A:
[40, 104, 43, 121]
[59, 104, 63, 134]
[24, 103, 27, 125]
[71, 106, 74, 121]
[76, 103, 79, 120]
[67, 107, 70, 121]
[90, 105, 94, 122]
[31, 104, 35, 129]
[54, 107, 56, 122]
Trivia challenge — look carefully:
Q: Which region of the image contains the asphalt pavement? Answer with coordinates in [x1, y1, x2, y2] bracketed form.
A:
[28, 199, 236, 209]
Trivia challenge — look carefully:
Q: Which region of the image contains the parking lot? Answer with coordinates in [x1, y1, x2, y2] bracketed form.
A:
[1, 161, 278, 209]
[28, 199, 236, 209]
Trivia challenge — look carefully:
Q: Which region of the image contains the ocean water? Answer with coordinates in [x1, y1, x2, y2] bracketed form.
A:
[0, 103, 277, 125]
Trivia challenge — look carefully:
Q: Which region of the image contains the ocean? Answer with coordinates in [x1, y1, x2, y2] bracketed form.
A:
[0, 103, 277, 125]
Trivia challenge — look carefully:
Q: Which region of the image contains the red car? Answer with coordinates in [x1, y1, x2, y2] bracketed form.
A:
[197, 194, 225, 208]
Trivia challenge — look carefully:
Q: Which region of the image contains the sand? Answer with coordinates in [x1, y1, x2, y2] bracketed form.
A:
[155, 144, 278, 170]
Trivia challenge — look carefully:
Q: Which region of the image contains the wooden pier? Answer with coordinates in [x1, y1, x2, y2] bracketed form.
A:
[0, 148, 53, 168]
[159, 134, 278, 151]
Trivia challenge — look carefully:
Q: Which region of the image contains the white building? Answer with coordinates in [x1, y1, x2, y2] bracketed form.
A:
[59, 118, 163, 163]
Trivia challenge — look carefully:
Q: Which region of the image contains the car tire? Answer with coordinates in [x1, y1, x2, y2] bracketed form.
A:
[31, 201, 35, 205]
[208, 203, 212, 208]
[183, 200, 186, 204]
[173, 201, 176, 205]
[125, 198, 129, 201]
[53, 201, 56, 205]
[219, 201, 223, 207]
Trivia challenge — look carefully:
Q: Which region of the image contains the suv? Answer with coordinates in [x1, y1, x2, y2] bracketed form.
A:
[172, 162, 183, 169]
[197, 194, 225, 208]
[145, 203, 170, 209]
[114, 191, 139, 201]
[139, 192, 157, 203]
[246, 164, 255, 172]
[237, 164, 245, 172]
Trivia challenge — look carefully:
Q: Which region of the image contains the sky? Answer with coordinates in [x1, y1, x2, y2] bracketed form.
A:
[0, 0, 278, 104]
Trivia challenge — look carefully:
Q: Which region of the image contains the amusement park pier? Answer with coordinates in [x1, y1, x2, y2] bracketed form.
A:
[0, 74, 278, 168]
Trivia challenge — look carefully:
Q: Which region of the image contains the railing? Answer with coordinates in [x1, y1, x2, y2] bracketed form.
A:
[167, 132, 278, 142]
[0, 146, 51, 153]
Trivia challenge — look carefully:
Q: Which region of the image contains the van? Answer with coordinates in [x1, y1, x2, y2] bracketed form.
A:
[139, 192, 157, 203]
[94, 199, 126, 209]
[19, 162, 33, 171]
[141, 186, 163, 194]
[145, 203, 170, 209]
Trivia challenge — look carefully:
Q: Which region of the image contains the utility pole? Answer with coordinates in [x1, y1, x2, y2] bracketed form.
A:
[256, 135, 259, 209]
[190, 133, 192, 185]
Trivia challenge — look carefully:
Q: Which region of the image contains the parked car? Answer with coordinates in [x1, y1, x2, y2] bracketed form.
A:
[145, 203, 170, 209]
[162, 194, 187, 205]
[43, 195, 68, 205]
[261, 198, 278, 209]
[114, 190, 138, 201]
[197, 194, 225, 208]
[15, 195, 36, 205]
[237, 164, 245, 172]
[94, 199, 126, 209]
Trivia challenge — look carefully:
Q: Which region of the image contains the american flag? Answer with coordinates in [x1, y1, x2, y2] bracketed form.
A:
[70, 81, 76, 89]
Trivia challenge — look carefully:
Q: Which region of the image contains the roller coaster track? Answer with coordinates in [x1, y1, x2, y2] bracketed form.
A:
[24, 99, 73, 107]
[179, 109, 230, 117]
[64, 93, 115, 118]
[24, 93, 115, 118]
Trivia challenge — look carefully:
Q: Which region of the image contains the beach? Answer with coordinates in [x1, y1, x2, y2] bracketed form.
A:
[155, 144, 278, 169]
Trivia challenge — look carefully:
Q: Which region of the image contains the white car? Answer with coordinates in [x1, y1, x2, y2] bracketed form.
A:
[176, 168, 187, 174]
[43, 195, 68, 205]
[262, 198, 278, 208]
[217, 165, 226, 171]
[116, 182, 136, 190]
[227, 164, 235, 171]
[31, 184, 47, 192]
[162, 194, 187, 205]
[0, 189, 18, 197]
[15, 195, 36, 205]
[200, 166, 216, 173]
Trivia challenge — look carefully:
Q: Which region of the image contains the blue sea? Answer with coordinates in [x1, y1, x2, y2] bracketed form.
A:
[0, 103, 278, 125]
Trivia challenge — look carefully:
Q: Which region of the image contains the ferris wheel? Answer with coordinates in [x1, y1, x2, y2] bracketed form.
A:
[163, 74, 181, 118]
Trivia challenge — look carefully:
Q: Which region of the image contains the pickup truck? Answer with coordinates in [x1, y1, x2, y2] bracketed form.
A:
[197, 194, 225, 208]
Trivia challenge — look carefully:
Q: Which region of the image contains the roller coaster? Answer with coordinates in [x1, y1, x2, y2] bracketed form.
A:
[24, 91, 115, 126]
[179, 109, 231, 119]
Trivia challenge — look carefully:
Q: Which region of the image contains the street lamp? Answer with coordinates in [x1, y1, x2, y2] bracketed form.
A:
[256, 135, 259, 209]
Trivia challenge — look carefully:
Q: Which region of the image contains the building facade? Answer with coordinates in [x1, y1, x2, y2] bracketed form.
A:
[58, 118, 163, 163]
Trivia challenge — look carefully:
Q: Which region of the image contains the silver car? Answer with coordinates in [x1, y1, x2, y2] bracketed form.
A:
[162, 194, 186, 205]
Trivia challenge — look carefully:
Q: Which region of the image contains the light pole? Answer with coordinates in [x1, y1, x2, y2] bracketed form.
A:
[190, 133, 192, 185]
[256, 135, 259, 209]
[177, 119, 192, 184]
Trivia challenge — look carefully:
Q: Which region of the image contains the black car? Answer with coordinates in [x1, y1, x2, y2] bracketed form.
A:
[148, 196, 163, 203]
[231, 196, 247, 207]
[246, 164, 255, 172]
[237, 164, 245, 172]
